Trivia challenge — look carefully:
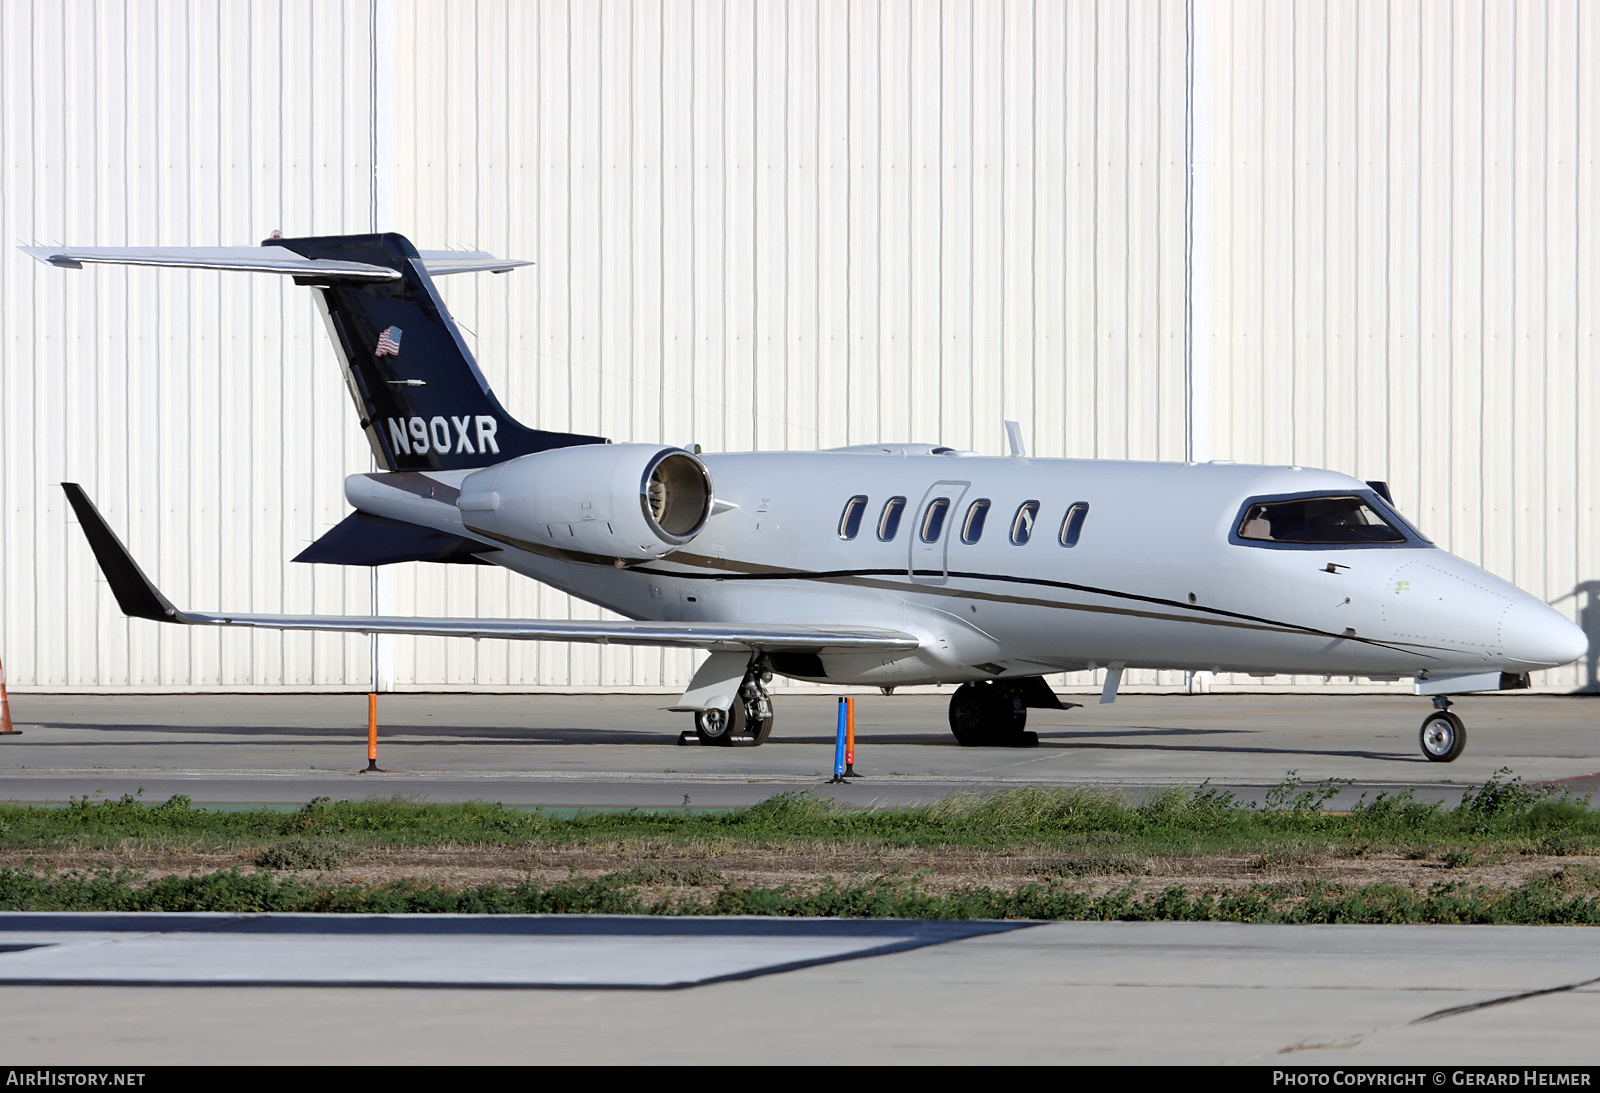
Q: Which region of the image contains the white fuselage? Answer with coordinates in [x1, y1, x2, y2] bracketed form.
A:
[346, 448, 1587, 688]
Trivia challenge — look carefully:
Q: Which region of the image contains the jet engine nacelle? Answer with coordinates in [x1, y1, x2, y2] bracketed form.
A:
[456, 443, 713, 561]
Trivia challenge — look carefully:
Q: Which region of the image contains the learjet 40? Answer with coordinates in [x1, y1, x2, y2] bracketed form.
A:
[27, 233, 1588, 761]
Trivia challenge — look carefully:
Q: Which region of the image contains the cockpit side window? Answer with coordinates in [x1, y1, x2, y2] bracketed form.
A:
[1233, 493, 1412, 547]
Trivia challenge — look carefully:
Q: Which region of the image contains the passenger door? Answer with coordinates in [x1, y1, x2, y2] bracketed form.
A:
[909, 480, 969, 584]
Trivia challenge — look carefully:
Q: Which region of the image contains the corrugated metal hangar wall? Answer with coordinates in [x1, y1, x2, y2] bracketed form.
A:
[2, 0, 1596, 695]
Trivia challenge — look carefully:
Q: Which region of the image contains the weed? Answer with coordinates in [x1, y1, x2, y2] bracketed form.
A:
[255, 837, 346, 871]
[1251, 845, 1331, 870]
[929, 786, 1129, 832]
[1530, 831, 1586, 856]
[1456, 768, 1552, 832]
[285, 797, 336, 835]
[733, 790, 838, 827]
[1135, 784, 1243, 830]
[1262, 772, 1351, 815]
[604, 863, 726, 887]
[1349, 786, 1442, 832]
[1543, 864, 1600, 893]
[1029, 851, 1155, 878]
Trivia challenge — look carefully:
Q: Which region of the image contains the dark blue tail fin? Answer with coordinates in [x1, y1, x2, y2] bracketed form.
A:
[267, 232, 604, 471]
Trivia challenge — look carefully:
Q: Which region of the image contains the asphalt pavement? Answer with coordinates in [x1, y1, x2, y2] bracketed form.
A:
[2, 691, 1598, 1064]
[1, 691, 1596, 808]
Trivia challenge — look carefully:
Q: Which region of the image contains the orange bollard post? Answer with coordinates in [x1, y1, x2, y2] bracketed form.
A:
[0, 657, 17, 736]
[843, 696, 858, 778]
[364, 692, 380, 771]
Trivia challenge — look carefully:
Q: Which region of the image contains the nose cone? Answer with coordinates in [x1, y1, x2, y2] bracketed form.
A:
[1501, 600, 1589, 669]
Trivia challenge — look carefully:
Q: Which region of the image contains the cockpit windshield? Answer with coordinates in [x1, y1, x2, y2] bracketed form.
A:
[1236, 495, 1408, 545]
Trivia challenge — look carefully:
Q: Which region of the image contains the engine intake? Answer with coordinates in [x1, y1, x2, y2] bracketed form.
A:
[457, 444, 713, 562]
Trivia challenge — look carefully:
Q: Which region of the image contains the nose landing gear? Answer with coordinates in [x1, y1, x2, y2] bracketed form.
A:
[1419, 696, 1467, 763]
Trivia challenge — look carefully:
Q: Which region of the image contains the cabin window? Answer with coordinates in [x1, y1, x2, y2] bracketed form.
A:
[1010, 500, 1040, 545]
[920, 498, 951, 543]
[1236, 495, 1407, 545]
[837, 495, 868, 540]
[961, 499, 991, 544]
[1058, 502, 1089, 547]
[878, 496, 907, 541]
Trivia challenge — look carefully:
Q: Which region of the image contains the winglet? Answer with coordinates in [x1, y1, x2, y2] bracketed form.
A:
[60, 484, 181, 623]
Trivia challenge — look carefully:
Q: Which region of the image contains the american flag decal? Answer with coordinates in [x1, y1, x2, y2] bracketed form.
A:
[374, 326, 403, 357]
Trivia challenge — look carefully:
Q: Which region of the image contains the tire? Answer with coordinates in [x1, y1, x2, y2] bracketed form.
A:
[949, 682, 1028, 746]
[743, 708, 775, 746]
[949, 683, 987, 746]
[1419, 711, 1466, 763]
[695, 701, 745, 747]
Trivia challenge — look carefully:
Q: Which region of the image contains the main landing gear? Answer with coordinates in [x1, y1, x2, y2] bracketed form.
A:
[686, 662, 775, 747]
[947, 679, 1072, 747]
[1419, 696, 1466, 763]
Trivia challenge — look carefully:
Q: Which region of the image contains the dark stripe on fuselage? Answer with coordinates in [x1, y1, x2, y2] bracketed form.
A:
[631, 553, 1444, 661]
[355, 481, 1444, 662]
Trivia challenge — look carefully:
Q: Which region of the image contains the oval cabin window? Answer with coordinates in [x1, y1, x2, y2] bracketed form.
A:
[878, 496, 907, 541]
[961, 499, 991, 544]
[1010, 501, 1040, 545]
[1059, 502, 1089, 547]
[838, 495, 868, 540]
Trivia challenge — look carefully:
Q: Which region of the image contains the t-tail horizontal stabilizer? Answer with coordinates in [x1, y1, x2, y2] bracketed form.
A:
[60, 484, 921, 654]
[26, 234, 607, 473]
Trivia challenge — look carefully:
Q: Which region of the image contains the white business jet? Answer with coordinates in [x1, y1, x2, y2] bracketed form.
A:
[27, 234, 1587, 762]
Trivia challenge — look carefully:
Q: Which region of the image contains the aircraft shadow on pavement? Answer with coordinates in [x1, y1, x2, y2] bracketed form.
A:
[22, 723, 667, 746]
[745, 727, 1413, 762]
[774, 726, 1247, 748]
[1030, 732, 1410, 763]
[23, 721, 1410, 760]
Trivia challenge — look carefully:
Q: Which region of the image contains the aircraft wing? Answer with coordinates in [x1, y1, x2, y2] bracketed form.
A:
[61, 484, 919, 655]
[22, 245, 529, 279]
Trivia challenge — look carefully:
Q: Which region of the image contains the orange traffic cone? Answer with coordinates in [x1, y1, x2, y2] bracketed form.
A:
[0, 657, 19, 736]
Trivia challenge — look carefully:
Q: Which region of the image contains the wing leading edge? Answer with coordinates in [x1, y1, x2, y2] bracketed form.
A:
[60, 484, 919, 655]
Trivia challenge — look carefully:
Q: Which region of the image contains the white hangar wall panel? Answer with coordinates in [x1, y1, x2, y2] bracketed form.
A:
[1208, 0, 1598, 693]
[7, 0, 1590, 696]
[0, 0, 380, 690]
[389, 0, 1194, 692]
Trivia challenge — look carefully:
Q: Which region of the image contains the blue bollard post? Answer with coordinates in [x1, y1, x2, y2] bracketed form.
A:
[827, 696, 847, 783]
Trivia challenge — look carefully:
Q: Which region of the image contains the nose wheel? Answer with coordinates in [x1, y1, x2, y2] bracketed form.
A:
[1419, 699, 1466, 763]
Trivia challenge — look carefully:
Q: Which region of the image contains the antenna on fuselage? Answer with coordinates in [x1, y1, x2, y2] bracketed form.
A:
[1004, 420, 1027, 458]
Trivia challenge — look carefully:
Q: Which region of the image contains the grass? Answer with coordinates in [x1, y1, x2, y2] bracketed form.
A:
[0, 769, 1597, 922]
[0, 768, 1592, 856]
[2, 866, 1599, 924]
